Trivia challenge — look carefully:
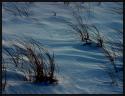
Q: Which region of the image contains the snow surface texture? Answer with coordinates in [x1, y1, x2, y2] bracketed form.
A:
[2, 2, 123, 94]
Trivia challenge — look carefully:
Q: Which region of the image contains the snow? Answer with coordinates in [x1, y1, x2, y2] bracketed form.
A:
[2, 2, 123, 94]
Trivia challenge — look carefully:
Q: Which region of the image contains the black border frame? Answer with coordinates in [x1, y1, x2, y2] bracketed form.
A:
[1, 0, 124, 95]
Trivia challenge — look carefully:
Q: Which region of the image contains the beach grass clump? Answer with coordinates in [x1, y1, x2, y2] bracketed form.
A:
[3, 39, 58, 84]
[65, 9, 92, 45]
[89, 25, 104, 47]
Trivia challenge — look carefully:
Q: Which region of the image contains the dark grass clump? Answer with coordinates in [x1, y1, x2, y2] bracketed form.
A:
[89, 25, 119, 79]
[64, 2, 121, 86]
[3, 39, 58, 84]
[65, 10, 92, 45]
[72, 10, 92, 45]
[89, 25, 104, 47]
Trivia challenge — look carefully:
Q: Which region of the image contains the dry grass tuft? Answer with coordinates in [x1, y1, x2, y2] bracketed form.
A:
[3, 39, 58, 84]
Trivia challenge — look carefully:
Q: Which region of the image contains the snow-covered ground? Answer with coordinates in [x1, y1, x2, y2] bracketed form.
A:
[2, 2, 123, 94]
